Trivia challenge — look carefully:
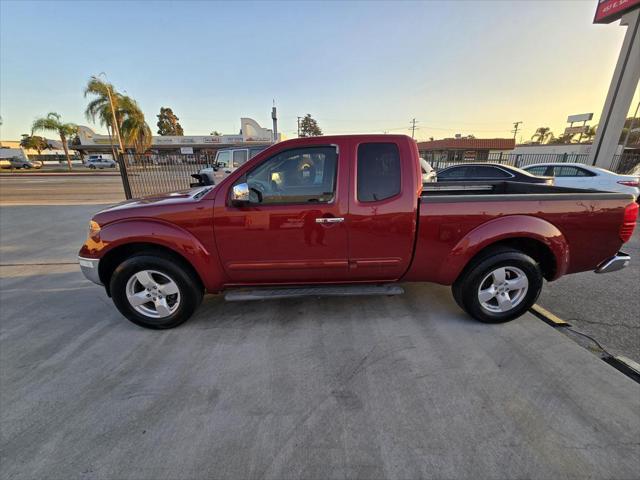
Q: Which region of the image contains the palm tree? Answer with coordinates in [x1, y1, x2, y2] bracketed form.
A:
[531, 127, 553, 144]
[32, 113, 76, 170]
[84, 76, 152, 154]
[119, 95, 152, 153]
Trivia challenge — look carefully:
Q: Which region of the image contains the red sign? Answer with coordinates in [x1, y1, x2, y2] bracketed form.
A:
[594, 0, 640, 24]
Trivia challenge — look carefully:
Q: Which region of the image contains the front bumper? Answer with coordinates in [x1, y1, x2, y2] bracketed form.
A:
[78, 256, 102, 285]
[595, 251, 630, 274]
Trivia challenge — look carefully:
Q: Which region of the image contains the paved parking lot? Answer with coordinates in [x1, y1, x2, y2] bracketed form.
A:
[1, 204, 639, 479]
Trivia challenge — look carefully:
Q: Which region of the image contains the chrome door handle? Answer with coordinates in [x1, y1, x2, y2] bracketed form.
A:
[315, 217, 344, 224]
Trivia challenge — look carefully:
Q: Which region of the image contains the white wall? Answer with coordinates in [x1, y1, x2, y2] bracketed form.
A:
[512, 144, 624, 156]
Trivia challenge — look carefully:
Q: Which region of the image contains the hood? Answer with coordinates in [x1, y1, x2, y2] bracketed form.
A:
[93, 186, 214, 224]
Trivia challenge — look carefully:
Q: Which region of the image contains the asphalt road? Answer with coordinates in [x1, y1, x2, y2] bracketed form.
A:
[1, 205, 639, 480]
[0, 174, 125, 205]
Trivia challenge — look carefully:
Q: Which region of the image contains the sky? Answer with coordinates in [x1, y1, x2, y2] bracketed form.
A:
[1, 0, 638, 143]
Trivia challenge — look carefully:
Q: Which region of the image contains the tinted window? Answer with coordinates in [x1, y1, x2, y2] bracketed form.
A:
[232, 150, 248, 168]
[437, 166, 470, 179]
[525, 166, 548, 176]
[553, 166, 594, 177]
[243, 146, 337, 204]
[249, 147, 267, 159]
[357, 143, 401, 202]
[468, 166, 511, 178]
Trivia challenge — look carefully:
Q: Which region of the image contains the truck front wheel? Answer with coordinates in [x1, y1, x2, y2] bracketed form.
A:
[452, 248, 543, 323]
[110, 254, 203, 329]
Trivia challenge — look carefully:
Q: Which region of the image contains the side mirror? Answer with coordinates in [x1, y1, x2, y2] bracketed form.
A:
[231, 182, 250, 205]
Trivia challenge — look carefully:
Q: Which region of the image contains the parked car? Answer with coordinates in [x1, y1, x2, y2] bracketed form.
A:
[78, 134, 638, 329]
[7, 157, 41, 169]
[436, 163, 553, 184]
[85, 155, 117, 169]
[0, 159, 12, 169]
[420, 158, 437, 183]
[522, 163, 640, 199]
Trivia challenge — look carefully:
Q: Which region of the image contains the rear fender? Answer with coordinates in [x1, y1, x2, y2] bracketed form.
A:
[440, 215, 569, 284]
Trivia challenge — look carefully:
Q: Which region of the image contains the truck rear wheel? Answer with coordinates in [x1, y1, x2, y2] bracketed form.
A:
[110, 254, 203, 329]
[452, 248, 543, 323]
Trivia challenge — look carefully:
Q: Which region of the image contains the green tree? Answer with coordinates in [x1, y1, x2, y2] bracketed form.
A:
[299, 114, 322, 137]
[31, 113, 77, 170]
[20, 134, 49, 154]
[84, 76, 152, 154]
[210, 130, 221, 136]
[531, 127, 553, 144]
[157, 107, 184, 136]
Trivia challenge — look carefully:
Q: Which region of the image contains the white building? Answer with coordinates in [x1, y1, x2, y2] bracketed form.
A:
[74, 117, 279, 156]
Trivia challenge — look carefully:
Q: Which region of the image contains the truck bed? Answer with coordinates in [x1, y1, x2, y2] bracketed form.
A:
[421, 181, 633, 201]
[406, 181, 634, 285]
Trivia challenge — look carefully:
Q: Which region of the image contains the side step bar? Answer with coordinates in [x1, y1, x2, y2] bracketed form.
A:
[225, 284, 404, 302]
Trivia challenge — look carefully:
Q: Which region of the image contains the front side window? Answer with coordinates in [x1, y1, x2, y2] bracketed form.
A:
[437, 166, 469, 180]
[357, 143, 401, 202]
[553, 166, 594, 177]
[242, 146, 337, 204]
[216, 151, 231, 168]
[232, 149, 249, 168]
[525, 166, 549, 176]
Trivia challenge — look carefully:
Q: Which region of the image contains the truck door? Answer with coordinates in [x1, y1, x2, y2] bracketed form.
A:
[347, 140, 419, 281]
[214, 145, 350, 284]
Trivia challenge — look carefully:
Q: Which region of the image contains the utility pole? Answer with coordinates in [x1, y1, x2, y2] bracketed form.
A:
[511, 121, 523, 141]
[410, 118, 418, 139]
[297, 116, 302, 137]
[271, 101, 278, 143]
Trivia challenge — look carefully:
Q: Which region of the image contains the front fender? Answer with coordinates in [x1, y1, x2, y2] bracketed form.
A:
[79, 218, 225, 291]
[439, 215, 570, 284]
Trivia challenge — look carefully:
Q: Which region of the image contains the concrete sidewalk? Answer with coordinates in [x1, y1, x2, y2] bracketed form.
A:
[1, 205, 639, 480]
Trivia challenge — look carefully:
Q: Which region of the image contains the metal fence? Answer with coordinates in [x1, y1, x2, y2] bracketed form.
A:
[117, 151, 640, 199]
[118, 153, 219, 198]
[424, 152, 640, 174]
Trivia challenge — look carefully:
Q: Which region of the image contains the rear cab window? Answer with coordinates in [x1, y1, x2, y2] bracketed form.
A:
[357, 143, 401, 202]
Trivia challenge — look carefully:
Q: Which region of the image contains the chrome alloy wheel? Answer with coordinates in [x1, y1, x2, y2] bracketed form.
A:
[477, 266, 529, 313]
[125, 270, 181, 318]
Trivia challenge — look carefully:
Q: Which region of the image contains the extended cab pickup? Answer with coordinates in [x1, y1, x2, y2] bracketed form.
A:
[78, 135, 638, 329]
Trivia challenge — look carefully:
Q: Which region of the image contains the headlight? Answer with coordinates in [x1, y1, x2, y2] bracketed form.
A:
[88, 220, 101, 237]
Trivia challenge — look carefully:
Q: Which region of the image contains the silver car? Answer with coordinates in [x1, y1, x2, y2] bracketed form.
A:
[85, 156, 117, 169]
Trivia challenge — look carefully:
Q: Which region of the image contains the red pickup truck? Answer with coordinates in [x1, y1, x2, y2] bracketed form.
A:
[78, 135, 638, 329]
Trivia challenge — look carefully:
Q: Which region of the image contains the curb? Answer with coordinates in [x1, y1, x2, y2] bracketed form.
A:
[530, 303, 640, 384]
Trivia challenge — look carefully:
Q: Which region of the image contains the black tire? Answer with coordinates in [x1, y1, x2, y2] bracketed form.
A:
[452, 248, 543, 323]
[110, 254, 203, 329]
